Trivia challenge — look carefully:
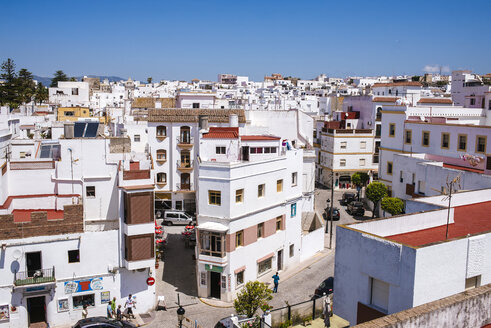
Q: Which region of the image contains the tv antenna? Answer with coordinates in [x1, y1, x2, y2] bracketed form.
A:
[431, 174, 461, 239]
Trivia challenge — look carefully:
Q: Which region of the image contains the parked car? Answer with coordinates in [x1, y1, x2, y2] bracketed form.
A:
[341, 192, 356, 205]
[324, 207, 340, 221]
[73, 317, 136, 328]
[313, 276, 334, 299]
[347, 201, 365, 216]
[161, 211, 194, 226]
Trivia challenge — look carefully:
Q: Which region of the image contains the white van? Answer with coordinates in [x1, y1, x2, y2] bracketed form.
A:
[161, 211, 194, 226]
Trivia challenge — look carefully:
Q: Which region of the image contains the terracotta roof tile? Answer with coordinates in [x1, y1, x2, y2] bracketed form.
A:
[417, 98, 453, 104]
[372, 97, 398, 103]
[372, 82, 422, 88]
[147, 109, 246, 123]
[202, 127, 239, 139]
[240, 135, 280, 141]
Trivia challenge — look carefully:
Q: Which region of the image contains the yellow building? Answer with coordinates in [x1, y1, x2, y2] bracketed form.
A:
[57, 107, 105, 123]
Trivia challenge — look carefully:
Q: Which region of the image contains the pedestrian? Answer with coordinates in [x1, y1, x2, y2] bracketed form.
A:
[272, 272, 280, 293]
[107, 302, 112, 318]
[322, 293, 331, 327]
[117, 305, 122, 320]
[82, 304, 88, 319]
[125, 294, 136, 319]
[110, 297, 117, 318]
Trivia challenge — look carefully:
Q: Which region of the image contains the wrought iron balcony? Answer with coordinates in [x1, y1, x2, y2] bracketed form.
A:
[177, 160, 193, 171]
[14, 267, 55, 286]
[177, 136, 194, 147]
[176, 183, 193, 191]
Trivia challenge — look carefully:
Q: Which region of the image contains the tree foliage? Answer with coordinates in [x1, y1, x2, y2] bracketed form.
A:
[366, 182, 388, 219]
[381, 197, 404, 216]
[50, 70, 69, 87]
[147, 77, 153, 84]
[234, 281, 273, 318]
[34, 83, 49, 104]
[0, 58, 38, 109]
[351, 172, 369, 187]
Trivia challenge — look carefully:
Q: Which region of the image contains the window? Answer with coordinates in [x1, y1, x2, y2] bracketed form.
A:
[277, 179, 283, 192]
[291, 203, 296, 217]
[68, 250, 80, 263]
[422, 131, 430, 147]
[360, 141, 366, 149]
[235, 189, 244, 203]
[258, 257, 272, 275]
[199, 231, 224, 257]
[73, 294, 95, 309]
[418, 180, 425, 194]
[20, 152, 26, 158]
[389, 123, 395, 137]
[441, 133, 450, 149]
[404, 130, 412, 144]
[340, 141, 347, 149]
[156, 172, 167, 184]
[387, 162, 393, 175]
[156, 126, 166, 137]
[292, 172, 297, 186]
[65, 111, 75, 116]
[476, 136, 486, 153]
[236, 230, 244, 248]
[258, 184, 265, 198]
[458, 134, 467, 151]
[86, 186, 95, 198]
[359, 158, 366, 166]
[370, 278, 389, 312]
[375, 124, 381, 137]
[470, 98, 476, 106]
[275, 216, 282, 231]
[208, 190, 221, 205]
[465, 275, 481, 290]
[289, 244, 294, 258]
[156, 149, 167, 161]
[257, 223, 264, 239]
[134, 134, 140, 142]
[216, 146, 226, 154]
[192, 103, 200, 108]
[236, 271, 244, 287]
[340, 159, 346, 167]
[71, 88, 79, 95]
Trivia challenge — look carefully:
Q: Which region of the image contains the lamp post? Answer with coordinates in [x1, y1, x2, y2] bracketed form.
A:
[329, 170, 334, 249]
[177, 293, 185, 328]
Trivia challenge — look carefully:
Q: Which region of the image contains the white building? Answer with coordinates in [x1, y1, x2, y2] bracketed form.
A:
[333, 188, 491, 325]
[195, 127, 323, 301]
[451, 70, 491, 107]
[49, 82, 90, 107]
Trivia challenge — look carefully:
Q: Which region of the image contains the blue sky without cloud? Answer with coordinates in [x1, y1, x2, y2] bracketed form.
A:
[1, 0, 489, 81]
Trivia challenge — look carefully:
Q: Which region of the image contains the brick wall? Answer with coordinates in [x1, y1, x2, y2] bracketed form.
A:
[0, 204, 83, 240]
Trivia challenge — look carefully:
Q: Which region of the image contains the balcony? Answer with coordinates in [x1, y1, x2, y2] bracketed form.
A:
[156, 157, 167, 164]
[176, 183, 193, 191]
[177, 136, 194, 149]
[123, 169, 151, 180]
[14, 267, 55, 286]
[177, 160, 193, 172]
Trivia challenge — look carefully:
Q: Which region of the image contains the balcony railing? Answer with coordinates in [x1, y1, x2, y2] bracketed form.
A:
[176, 183, 193, 191]
[14, 267, 55, 286]
[177, 136, 194, 145]
[177, 160, 193, 170]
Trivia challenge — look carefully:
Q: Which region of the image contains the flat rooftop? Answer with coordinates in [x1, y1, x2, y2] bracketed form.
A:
[386, 201, 491, 247]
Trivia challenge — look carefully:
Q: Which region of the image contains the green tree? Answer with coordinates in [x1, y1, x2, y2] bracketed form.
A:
[50, 70, 69, 87]
[366, 182, 388, 219]
[34, 82, 49, 104]
[411, 75, 421, 82]
[234, 281, 273, 318]
[17, 68, 36, 104]
[0, 58, 19, 108]
[381, 197, 404, 216]
[352, 172, 370, 201]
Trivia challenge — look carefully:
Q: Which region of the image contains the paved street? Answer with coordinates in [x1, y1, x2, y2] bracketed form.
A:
[147, 187, 364, 328]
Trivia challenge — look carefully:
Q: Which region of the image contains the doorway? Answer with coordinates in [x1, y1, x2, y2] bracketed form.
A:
[26, 252, 42, 277]
[210, 272, 221, 299]
[27, 296, 46, 325]
[277, 249, 283, 271]
[241, 146, 249, 161]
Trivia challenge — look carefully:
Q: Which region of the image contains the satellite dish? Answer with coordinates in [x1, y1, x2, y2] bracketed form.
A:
[12, 249, 22, 260]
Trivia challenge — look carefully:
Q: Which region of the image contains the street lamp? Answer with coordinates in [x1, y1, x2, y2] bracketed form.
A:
[177, 293, 185, 328]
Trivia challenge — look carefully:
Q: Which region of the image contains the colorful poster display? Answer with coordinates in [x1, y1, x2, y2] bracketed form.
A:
[64, 277, 103, 294]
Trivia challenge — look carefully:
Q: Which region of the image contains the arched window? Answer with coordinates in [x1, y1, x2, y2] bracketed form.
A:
[180, 126, 191, 144]
[156, 149, 167, 162]
[156, 126, 166, 137]
[156, 172, 167, 184]
[376, 107, 382, 120]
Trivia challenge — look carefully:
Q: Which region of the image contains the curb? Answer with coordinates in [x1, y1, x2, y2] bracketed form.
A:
[199, 297, 234, 308]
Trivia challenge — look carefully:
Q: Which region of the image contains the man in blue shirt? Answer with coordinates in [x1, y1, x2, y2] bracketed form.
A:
[272, 272, 280, 293]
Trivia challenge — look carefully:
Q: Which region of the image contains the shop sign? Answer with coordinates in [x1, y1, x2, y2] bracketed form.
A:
[64, 277, 103, 294]
[205, 264, 223, 273]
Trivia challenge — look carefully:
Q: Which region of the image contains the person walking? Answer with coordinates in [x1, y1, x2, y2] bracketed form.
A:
[125, 294, 136, 319]
[116, 305, 122, 320]
[110, 297, 117, 318]
[82, 304, 88, 319]
[107, 302, 112, 318]
[322, 293, 331, 327]
[272, 272, 280, 293]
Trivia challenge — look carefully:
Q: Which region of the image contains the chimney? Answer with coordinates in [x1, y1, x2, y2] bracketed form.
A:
[229, 114, 239, 127]
[199, 115, 209, 131]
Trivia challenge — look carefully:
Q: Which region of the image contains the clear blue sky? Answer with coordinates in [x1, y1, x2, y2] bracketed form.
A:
[1, 0, 489, 81]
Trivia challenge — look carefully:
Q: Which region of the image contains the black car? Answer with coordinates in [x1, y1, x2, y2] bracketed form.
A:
[347, 201, 365, 216]
[324, 207, 340, 221]
[73, 317, 136, 328]
[314, 277, 334, 298]
[341, 192, 356, 205]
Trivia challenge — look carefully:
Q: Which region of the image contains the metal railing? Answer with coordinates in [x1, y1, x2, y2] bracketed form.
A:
[177, 135, 194, 145]
[270, 297, 324, 327]
[177, 160, 194, 169]
[14, 267, 55, 286]
[176, 183, 193, 191]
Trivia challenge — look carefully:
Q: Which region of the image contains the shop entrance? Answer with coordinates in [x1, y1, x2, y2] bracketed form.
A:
[27, 296, 46, 326]
[210, 272, 221, 299]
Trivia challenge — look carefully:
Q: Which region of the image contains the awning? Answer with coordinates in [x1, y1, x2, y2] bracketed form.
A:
[155, 192, 172, 200]
[205, 264, 223, 273]
[197, 222, 228, 232]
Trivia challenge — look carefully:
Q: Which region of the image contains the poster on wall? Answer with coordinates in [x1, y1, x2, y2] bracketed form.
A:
[100, 291, 110, 304]
[57, 299, 69, 313]
[64, 277, 104, 294]
[0, 305, 9, 321]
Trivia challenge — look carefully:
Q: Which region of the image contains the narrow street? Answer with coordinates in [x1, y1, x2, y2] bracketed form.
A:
[148, 187, 364, 327]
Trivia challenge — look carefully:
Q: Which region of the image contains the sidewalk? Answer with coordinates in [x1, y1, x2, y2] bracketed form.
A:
[291, 315, 349, 328]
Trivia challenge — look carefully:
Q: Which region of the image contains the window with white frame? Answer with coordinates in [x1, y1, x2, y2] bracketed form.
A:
[258, 257, 272, 275]
[359, 158, 366, 166]
[134, 134, 140, 142]
[216, 146, 226, 154]
[340, 141, 347, 149]
[340, 159, 346, 167]
[236, 270, 244, 287]
[360, 141, 366, 149]
[292, 172, 298, 186]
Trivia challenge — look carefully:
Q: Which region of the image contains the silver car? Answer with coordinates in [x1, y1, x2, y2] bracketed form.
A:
[161, 211, 194, 226]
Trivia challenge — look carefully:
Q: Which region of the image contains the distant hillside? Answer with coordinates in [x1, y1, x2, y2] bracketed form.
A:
[33, 75, 125, 87]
